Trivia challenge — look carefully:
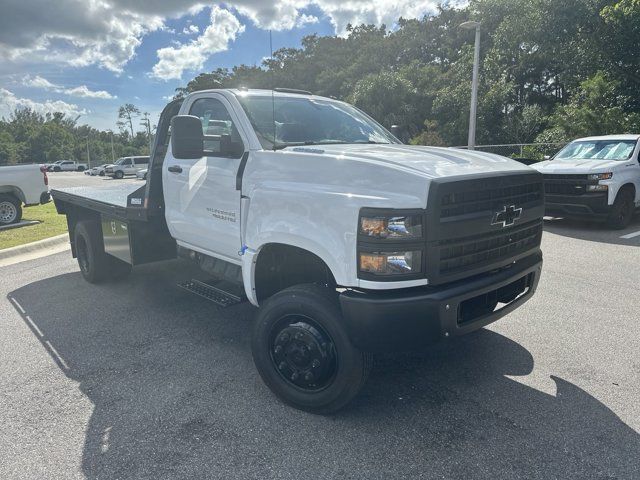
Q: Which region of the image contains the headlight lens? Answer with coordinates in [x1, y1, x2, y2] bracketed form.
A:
[359, 214, 423, 239]
[587, 184, 608, 192]
[588, 172, 613, 181]
[359, 251, 422, 276]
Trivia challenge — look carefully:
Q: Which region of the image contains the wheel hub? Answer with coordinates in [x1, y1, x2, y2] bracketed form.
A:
[0, 201, 17, 223]
[271, 320, 335, 390]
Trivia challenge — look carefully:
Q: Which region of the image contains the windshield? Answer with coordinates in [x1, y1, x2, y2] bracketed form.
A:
[554, 139, 638, 161]
[236, 94, 398, 149]
[115, 158, 127, 165]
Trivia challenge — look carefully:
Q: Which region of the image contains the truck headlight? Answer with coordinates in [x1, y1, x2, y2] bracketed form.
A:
[587, 172, 613, 181]
[359, 251, 422, 276]
[359, 214, 423, 239]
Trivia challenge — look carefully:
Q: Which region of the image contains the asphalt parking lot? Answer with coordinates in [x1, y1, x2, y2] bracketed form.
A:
[0, 186, 638, 478]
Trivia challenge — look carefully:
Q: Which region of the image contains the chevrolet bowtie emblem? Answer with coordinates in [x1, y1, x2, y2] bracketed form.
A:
[492, 205, 522, 228]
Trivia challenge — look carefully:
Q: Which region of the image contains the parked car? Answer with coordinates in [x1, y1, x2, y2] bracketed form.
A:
[135, 168, 148, 180]
[104, 156, 149, 179]
[49, 160, 88, 172]
[51, 88, 544, 413]
[87, 164, 109, 176]
[532, 134, 640, 228]
[0, 164, 50, 225]
[46, 161, 62, 172]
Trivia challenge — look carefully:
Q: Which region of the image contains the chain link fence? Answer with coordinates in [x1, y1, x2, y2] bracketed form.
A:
[452, 143, 567, 164]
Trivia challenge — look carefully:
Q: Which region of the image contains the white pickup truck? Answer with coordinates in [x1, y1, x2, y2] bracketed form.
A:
[533, 135, 640, 228]
[52, 89, 544, 413]
[48, 160, 88, 172]
[0, 164, 50, 225]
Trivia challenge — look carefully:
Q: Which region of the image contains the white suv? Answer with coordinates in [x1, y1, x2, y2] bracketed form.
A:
[533, 135, 640, 228]
[105, 156, 150, 179]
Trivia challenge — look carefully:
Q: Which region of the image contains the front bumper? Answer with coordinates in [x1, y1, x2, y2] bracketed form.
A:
[544, 193, 609, 218]
[339, 252, 542, 353]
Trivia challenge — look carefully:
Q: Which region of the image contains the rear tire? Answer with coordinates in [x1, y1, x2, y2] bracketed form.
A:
[114, 171, 124, 179]
[0, 194, 22, 225]
[74, 221, 131, 283]
[606, 188, 635, 229]
[252, 284, 372, 414]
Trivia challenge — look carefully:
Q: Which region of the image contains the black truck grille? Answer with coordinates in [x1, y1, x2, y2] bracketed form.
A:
[441, 181, 542, 218]
[543, 174, 593, 195]
[426, 172, 544, 285]
[438, 221, 542, 276]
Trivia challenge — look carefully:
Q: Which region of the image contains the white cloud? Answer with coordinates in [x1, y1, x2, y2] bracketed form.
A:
[22, 75, 116, 99]
[0, 88, 87, 118]
[0, 1, 441, 73]
[297, 14, 319, 27]
[183, 24, 200, 35]
[23, 75, 58, 89]
[151, 7, 244, 80]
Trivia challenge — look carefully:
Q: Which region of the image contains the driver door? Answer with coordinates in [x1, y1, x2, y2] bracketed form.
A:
[163, 93, 246, 262]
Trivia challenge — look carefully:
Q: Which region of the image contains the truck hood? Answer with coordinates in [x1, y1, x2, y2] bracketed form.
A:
[285, 144, 532, 179]
[532, 158, 626, 173]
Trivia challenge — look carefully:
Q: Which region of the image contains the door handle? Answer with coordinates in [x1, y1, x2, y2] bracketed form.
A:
[168, 165, 183, 174]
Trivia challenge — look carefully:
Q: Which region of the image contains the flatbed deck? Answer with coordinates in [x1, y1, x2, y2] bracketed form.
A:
[51, 182, 148, 221]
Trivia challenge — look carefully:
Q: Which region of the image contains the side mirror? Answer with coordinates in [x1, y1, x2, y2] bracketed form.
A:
[171, 115, 203, 159]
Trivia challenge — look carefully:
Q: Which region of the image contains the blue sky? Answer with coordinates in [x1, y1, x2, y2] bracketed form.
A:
[0, 1, 440, 132]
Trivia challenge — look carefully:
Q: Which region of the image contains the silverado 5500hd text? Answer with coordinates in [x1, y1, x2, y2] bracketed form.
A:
[52, 89, 544, 413]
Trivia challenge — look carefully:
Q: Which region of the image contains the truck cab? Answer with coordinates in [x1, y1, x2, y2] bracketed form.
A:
[533, 135, 640, 228]
[52, 89, 544, 413]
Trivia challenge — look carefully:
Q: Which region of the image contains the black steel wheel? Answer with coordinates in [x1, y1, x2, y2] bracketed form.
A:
[252, 284, 372, 414]
[269, 314, 338, 392]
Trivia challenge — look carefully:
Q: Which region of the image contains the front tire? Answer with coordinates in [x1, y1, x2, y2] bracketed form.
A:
[607, 188, 635, 229]
[0, 194, 22, 225]
[114, 170, 124, 179]
[252, 284, 372, 414]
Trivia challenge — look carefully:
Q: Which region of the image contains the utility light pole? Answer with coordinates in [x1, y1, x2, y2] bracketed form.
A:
[86, 137, 91, 168]
[460, 21, 481, 150]
[109, 130, 116, 163]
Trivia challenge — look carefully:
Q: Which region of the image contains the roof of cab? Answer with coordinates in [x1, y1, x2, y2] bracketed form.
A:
[187, 88, 327, 100]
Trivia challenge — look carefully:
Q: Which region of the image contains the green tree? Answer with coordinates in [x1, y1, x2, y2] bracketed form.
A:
[117, 104, 141, 139]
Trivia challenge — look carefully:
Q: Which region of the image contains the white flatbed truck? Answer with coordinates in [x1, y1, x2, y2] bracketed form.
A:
[52, 89, 544, 413]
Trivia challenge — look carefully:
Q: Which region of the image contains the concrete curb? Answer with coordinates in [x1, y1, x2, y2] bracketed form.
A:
[0, 233, 69, 261]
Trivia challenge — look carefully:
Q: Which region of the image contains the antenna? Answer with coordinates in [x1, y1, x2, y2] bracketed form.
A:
[270, 30, 276, 151]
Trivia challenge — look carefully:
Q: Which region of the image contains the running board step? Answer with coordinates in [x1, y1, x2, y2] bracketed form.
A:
[178, 279, 243, 307]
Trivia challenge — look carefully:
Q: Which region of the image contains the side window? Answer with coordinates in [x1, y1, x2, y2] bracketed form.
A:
[134, 157, 148, 165]
[189, 97, 244, 158]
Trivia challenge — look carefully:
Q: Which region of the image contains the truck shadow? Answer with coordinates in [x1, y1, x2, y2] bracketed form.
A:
[8, 263, 639, 479]
[543, 214, 640, 245]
